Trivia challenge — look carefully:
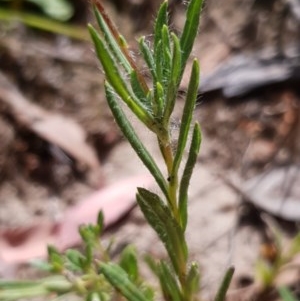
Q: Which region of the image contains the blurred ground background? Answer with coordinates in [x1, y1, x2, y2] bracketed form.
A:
[1, 0, 300, 300]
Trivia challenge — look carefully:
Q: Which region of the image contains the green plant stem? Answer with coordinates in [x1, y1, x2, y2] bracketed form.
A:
[158, 135, 180, 222]
[158, 134, 189, 295]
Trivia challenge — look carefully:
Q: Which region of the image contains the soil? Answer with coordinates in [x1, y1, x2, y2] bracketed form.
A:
[1, 0, 300, 300]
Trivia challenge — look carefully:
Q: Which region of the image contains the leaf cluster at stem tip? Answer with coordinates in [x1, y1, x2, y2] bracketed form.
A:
[89, 0, 202, 225]
[89, 0, 203, 292]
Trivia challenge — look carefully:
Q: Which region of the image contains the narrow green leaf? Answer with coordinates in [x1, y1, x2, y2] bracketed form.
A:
[154, 1, 168, 51]
[214, 266, 235, 301]
[153, 81, 165, 117]
[0, 285, 49, 300]
[178, 123, 201, 230]
[163, 33, 182, 123]
[180, 0, 203, 68]
[139, 37, 157, 82]
[89, 25, 153, 128]
[119, 246, 139, 282]
[255, 259, 274, 287]
[119, 35, 128, 48]
[0, 280, 42, 289]
[279, 287, 298, 301]
[97, 210, 104, 235]
[158, 261, 182, 301]
[162, 25, 171, 59]
[47, 245, 63, 272]
[155, 40, 163, 83]
[79, 224, 99, 246]
[93, 1, 150, 94]
[171, 33, 182, 81]
[0, 276, 72, 296]
[84, 245, 93, 268]
[99, 263, 149, 301]
[66, 249, 85, 271]
[42, 277, 73, 294]
[130, 71, 149, 107]
[172, 59, 199, 176]
[88, 25, 132, 99]
[105, 83, 168, 199]
[140, 286, 155, 301]
[29, 259, 53, 272]
[144, 255, 159, 277]
[185, 262, 200, 299]
[136, 188, 187, 275]
[161, 25, 172, 87]
[93, 7, 132, 73]
[88, 25, 130, 97]
[0, 8, 88, 41]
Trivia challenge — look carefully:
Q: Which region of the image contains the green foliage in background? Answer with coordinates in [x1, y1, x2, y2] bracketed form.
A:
[279, 287, 298, 301]
[0, 0, 87, 40]
[256, 229, 300, 295]
[0, 0, 73, 21]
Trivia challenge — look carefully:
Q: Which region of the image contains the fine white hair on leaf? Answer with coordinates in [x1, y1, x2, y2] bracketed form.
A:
[123, 70, 131, 83]
[146, 33, 155, 40]
[182, 0, 189, 7]
[144, 36, 153, 48]
[129, 50, 137, 62]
